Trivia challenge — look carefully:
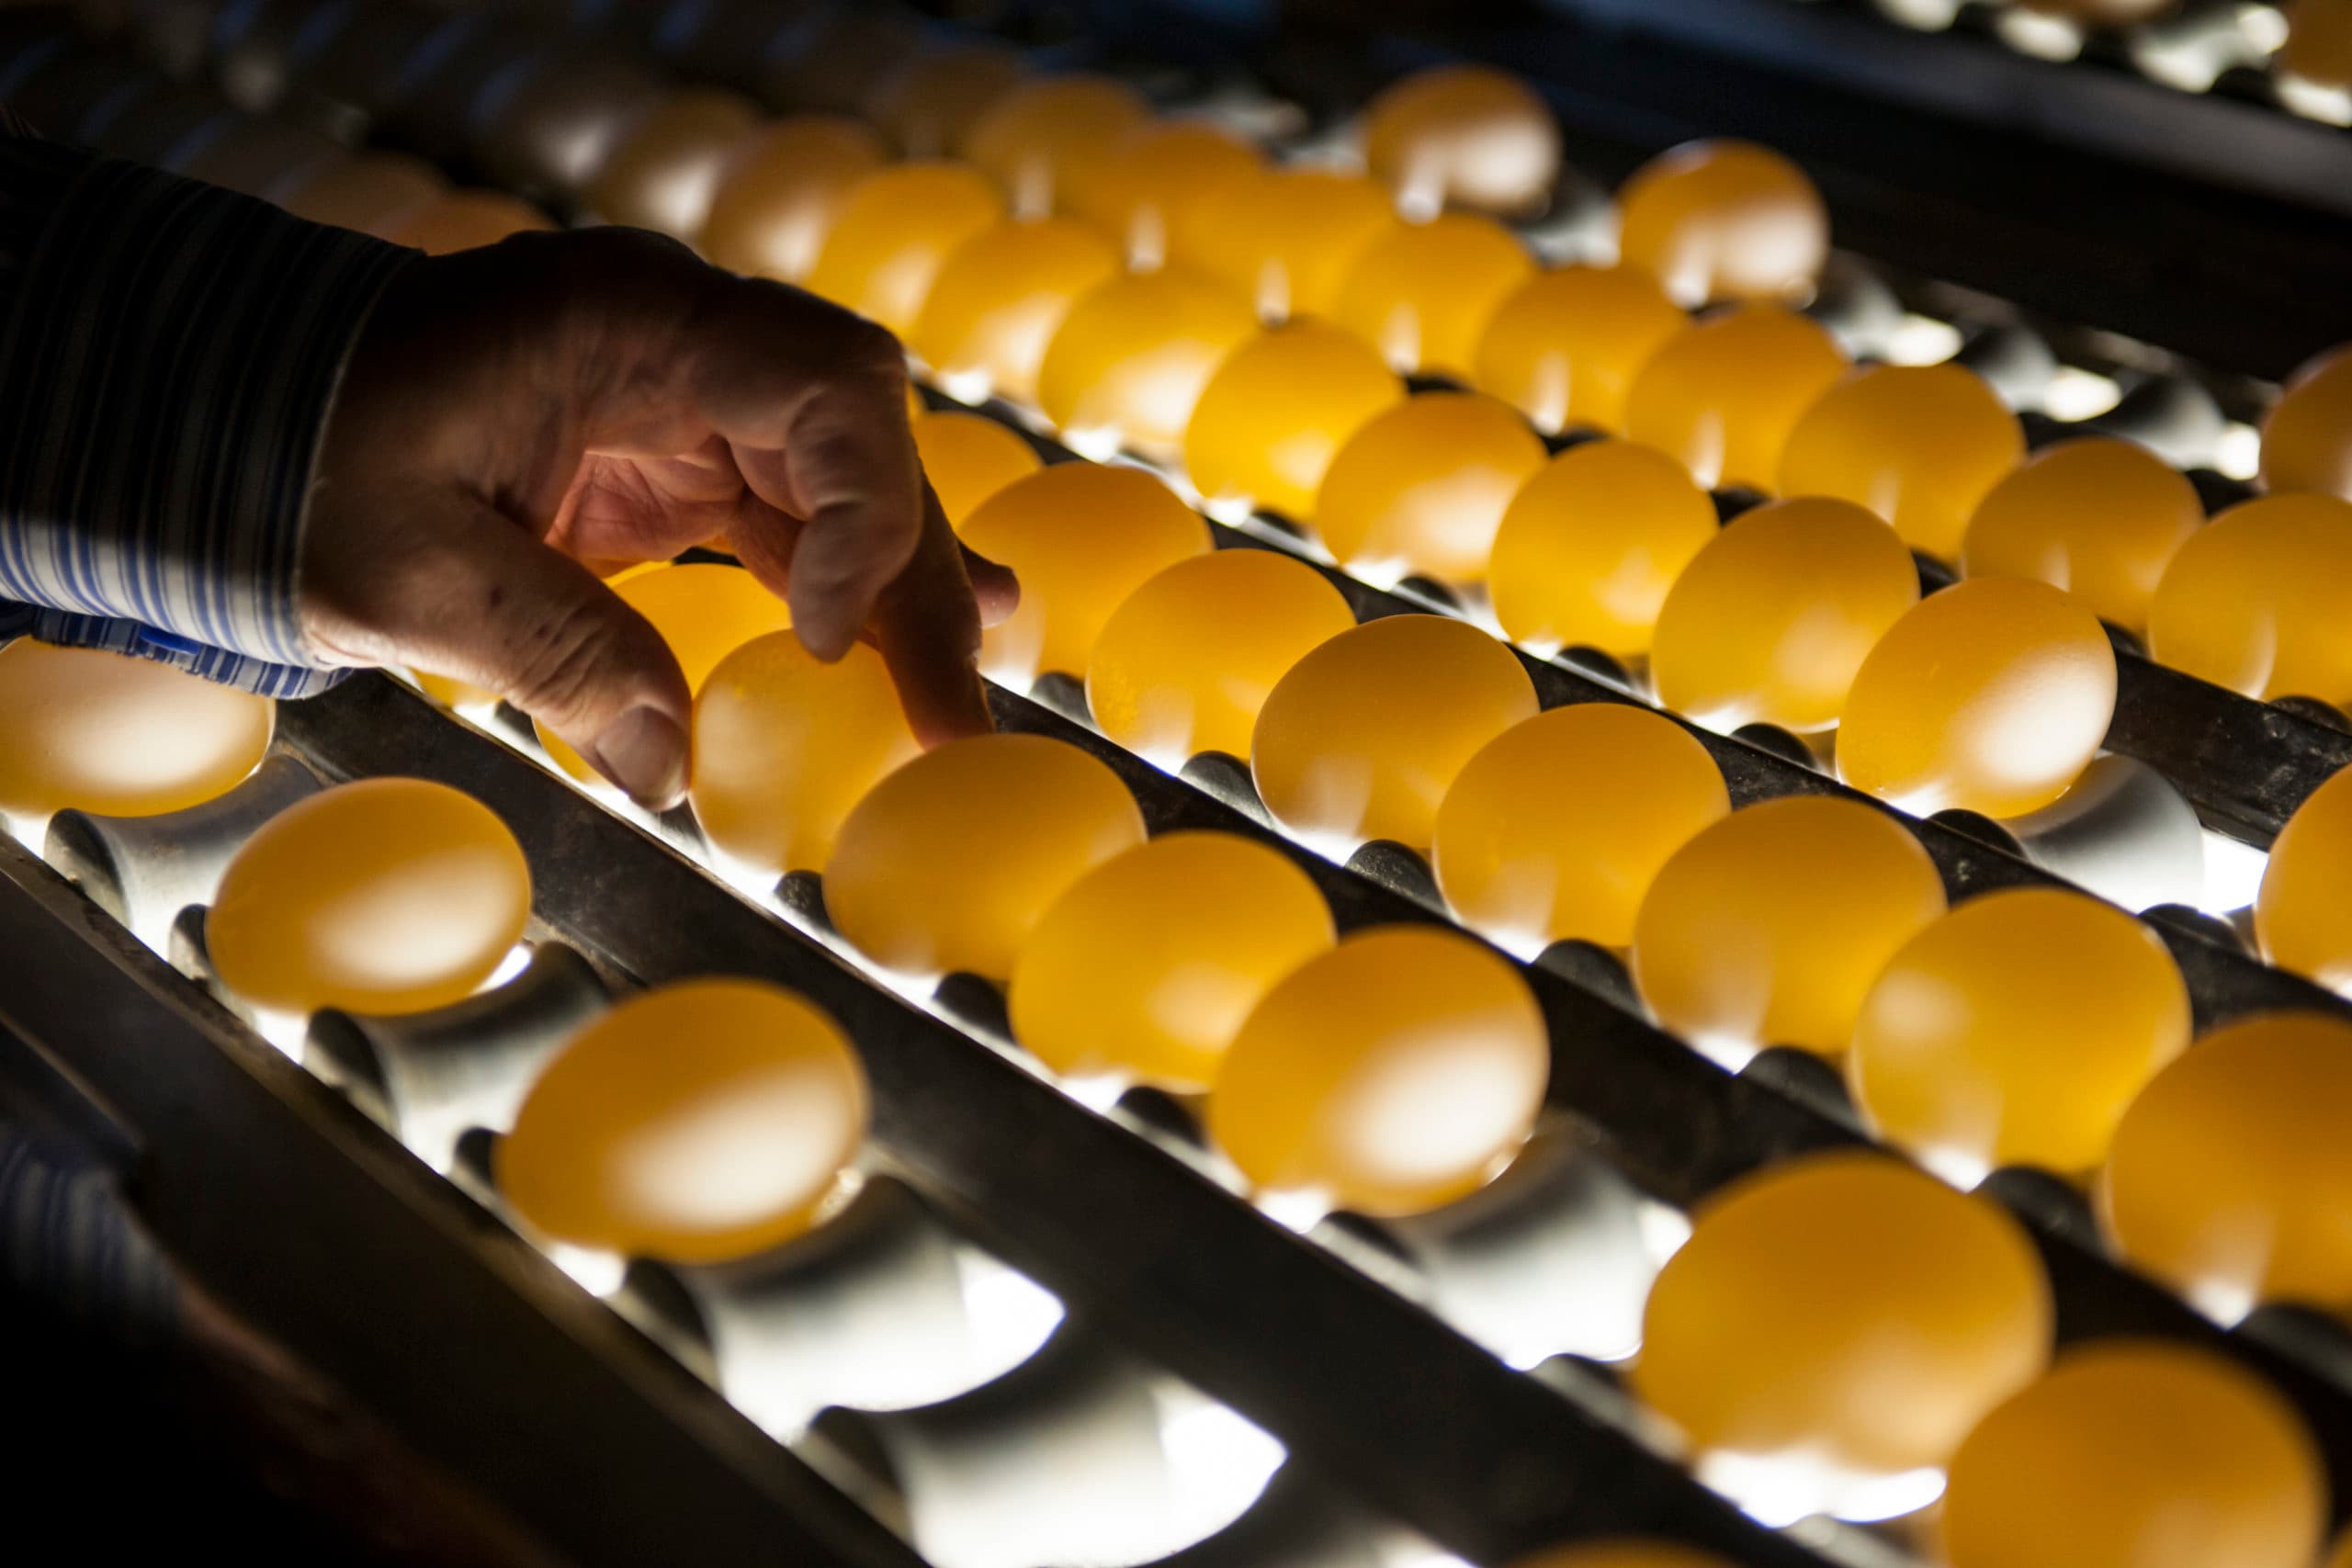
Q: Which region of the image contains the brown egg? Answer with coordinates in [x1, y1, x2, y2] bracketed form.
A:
[586, 88, 763, 241]
[385, 190, 556, 255]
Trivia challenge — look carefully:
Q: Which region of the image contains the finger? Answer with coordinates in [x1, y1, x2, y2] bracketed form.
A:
[961, 541, 1020, 627]
[873, 483, 994, 746]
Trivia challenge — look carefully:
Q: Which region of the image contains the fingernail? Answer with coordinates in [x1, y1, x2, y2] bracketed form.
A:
[587, 706, 689, 809]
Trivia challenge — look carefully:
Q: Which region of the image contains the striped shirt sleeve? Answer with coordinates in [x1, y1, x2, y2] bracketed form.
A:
[0, 129, 415, 697]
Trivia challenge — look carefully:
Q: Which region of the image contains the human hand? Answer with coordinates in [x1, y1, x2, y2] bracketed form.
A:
[303, 227, 1016, 808]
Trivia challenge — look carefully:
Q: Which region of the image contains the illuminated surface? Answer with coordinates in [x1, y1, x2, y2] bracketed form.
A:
[1635, 1152, 2051, 1513]
[699, 116, 888, 282]
[586, 88, 762, 241]
[1622, 305, 1848, 491]
[2260, 342, 2352, 501]
[1838, 578, 2117, 819]
[1251, 615, 1538, 852]
[1939, 1340, 2325, 1568]
[1633, 795, 1947, 1060]
[501, 979, 867, 1265]
[1085, 549, 1358, 766]
[2257, 764, 2352, 992]
[384, 190, 554, 254]
[0, 640, 271, 819]
[1313, 392, 1550, 585]
[1511, 1546, 1736, 1568]
[1009, 831, 1337, 1091]
[1361, 63, 1565, 219]
[2147, 492, 2352, 705]
[1182, 321, 1405, 521]
[1615, 140, 1831, 308]
[959, 463, 1211, 684]
[277, 152, 444, 236]
[1065, 121, 1261, 270]
[803, 163, 1007, 334]
[1034, 269, 1260, 460]
[1209, 925, 1549, 1216]
[863, 40, 1026, 158]
[824, 733, 1147, 981]
[1329, 214, 1536, 378]
[2103, 1010, 2352, 1321]
[1174, 169, 1402, 321]
[1849, 887, 2190, 1179]
[413, 670, 500, 714]
[912, 412, 1044, 531]
[1473, 265, 1690, 435]
[959, 73, 1151, 217]
[1961, 436, 2204, 636]
[1777, 364, 2025, 559]
[1487, 438, 1720, 658]
[1650, 496, 1919, 733]
[534, 564, 795, 782]
[1433, 704, 1730, 953]
[910, 218, 1121, 406]
[2279, 0, 2352, 91]
[208, 778, 531, 1016]
[690, 631, 920, 878]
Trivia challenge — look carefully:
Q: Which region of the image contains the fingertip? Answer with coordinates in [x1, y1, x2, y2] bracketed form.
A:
[910, 664, 996, 749]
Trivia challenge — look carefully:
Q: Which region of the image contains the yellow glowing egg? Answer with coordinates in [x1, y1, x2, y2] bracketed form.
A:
[1010, 831, 1337, 1090]
[1616, 140, 1830, 308]
[2258, 765, 2352, 991]
[1473, 265, 1691, 436]
[1635, 1152, 2052, 1491]
[1065, 120, 1261, 270]
[1034, 268, 1260, 460]
[1182, 321, 1406, 521]
[1939, 1340, 2325, 1568]
[1174, 168, 1402, 321]
[698, 116, 889, 282]
[689, 631, 920, 879]
[1434, 704, 1730, 953]
[1251, 615, 1538, 852]
[1633, 795, 1947, 1058]
[824, 733, 1146, 981]
[1622, 305, 1849, 491]
[384, 190, 555, 255]
[412, 670, 500, 713]
[500, 979, 867, 1265]
[2104, 1010, 2352, 1316]
[959, 73, 1151, 217]
[534, 564, 794, 783]
[2147, 493, 2352, 705]
[1961, 437, 2204, 637]
[586, 88, 763, 241]
[912, 411, 1042, 531]
[1361, 63, 1564, 220]
[0, 641, 272, 820]
[803, 163, 1007, 334]
[2261, 344, 2352, 502]
[1849, 888, 2190, 1177]
[910, 217, 1122, 406]
[1510, 1546, 1738, 1568]
[207, 779, 531, 1017]
[959, 463, 1211, 684]
[1487, 438, 1721, 659]
[1838, 578, 2116, 819]
[1778, 364, 2025, 559]
[1208, 925, 1549, 1216]
[1313, 392, 1550, 585]
[2335, 1530, 2352, 1568]
[2280, 0, 2352, 90]
[863, 40, 1026, 158]
[1329, 213, 1536, 378]
[1650, 497, 1919, 733]
[1087, 549, 1358, 765]
[277, 152, 446, 236]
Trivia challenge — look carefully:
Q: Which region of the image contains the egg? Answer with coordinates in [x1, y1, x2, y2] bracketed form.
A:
[1182, 321, 1406, 522]
[2278, 0, 2352, 92]
[1649, 496, 1919, 733]
[1174, 168, 1402, 322]
[2256, 763, 2352, 992]
[1777, 364, 2025, 559]
[1251, 615, 1538, 852]
[277, 151, 446, 236]
[384, 190, 556, 255]
[585, 88, 763, 241]
[1633, 795, 1947, 1060]
[698, 116, 888, 282]
[824, 733, 1147, 981]
[1960, 437, 2204, 637]
[911, 411, 1043, 532]
[1361, 63, 1564, 219]
[0, 640, 272, 821]
[803, 163, 1007, 334]
[1313, 392, 1550, 586]
[1622, 304, 1848, 491]
[1034, 268, 1261, 460]
[1487, 438, 1720, 659]
[1328, 213, 1536, 378]
[500, 979, 867, 1265]
[909, 218, 1122, 407]
[2260, 343, 2352, 502]
[1615, 140, 1830, 308]
[1433, 704, 1729, 953]
[207, 779, 531, 1017]
[1086, 549, 1358, 766]
[1208, 924, 1549, 1215]
[2146, 493, 2352, 706]
[959, 73, 1151, 217]
[1473, 265, 1691, 435]
[862, 40, 1026, 158]
[1009, 831, 1336, 1091]
[1065, 120, 1261, 270]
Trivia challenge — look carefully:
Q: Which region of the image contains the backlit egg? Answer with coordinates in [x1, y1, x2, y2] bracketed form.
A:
[1473, 265, 1690, 435]
[803, 163, 1007, 334]
[959, 73, 1151, 217]
[1183, 321, 1406, 522]
[910, 217, 1121, 406]
[0, 640, 272, 821]
[2256, 762, 2352, 993]
[277, 151, 446, 236]
[1623, 304, 1848, 491]
[1065, 120, 1261, 270]
[1313, 392, 1549, 586]
[1961, 436, 2204, 637]
[1361, 63, 1564, 219]
[1615, 140, 1830, 308]
[586, 88, 763, 241]
[2260, 343, 2352, 502]
[912, 411, 1043, 532]
[1329, 213, 1536, 378]
[2147, 493, 2352, 706]
[698, 116, 888, 281]
[1777, 364, 2025, 560]
[1035, 268, 1260, 461]
[1174, 168, 1402, 322]
[862, 39, 1026, 158]
[384, 190, 556, 254]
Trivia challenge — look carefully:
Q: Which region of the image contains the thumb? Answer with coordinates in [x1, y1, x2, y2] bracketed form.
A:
[304, 490, 695, 809]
